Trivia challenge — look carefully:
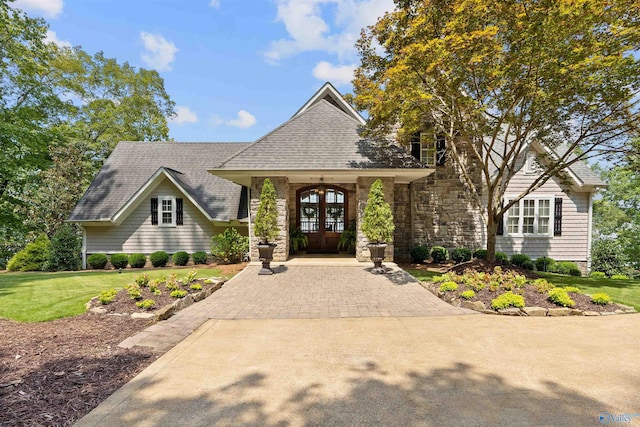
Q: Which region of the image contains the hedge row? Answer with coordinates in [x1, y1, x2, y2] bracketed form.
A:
[87, 251, 209, 270]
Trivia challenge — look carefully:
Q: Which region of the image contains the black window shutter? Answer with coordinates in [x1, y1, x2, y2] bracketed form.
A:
[496, 201, 504, 235]
[176, 198, 183, 226]
[554, 197, 563, 236]
[411, 142, 421, 160]
[151, 197, 158, 225]
[436, 136, 446, 166]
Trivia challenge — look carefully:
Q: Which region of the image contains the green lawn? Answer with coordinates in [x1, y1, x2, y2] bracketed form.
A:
[0, 267, 227, 323]
[406, 268, 640, 311]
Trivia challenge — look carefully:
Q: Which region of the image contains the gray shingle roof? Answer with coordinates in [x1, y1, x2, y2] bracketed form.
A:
[217, 99, 426, 170]
[69, 142, 250, 222]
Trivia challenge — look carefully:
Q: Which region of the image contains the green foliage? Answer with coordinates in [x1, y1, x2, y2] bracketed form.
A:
[533, 279, 555, 294]
[134, 273, 150, 287]
[135, 299, 156, 311]
[253, 178, 280, 243]
[290, 227, 309, 253]
[612, 274, 629, 280]
[48, 224, 81, 271]
[129, 253, 147, 268]
[473, 249, 487, 259]
[361, 179, 394, 243]
[439, 281, 458, 292]
[495, 252, 508, 265]
[548, 261, 581, 276]
[510, 254, 531, 268]
[491, 292, 525, 310]
[98, 289, 118, 305]
[125, 283, 142, 300]
[191, 251, 208, 265]
[183, 269, 197, 284]
[172, 251, 190, 266]
[591, 238, 631, 277]
[590, 271, 607, 279]
[535, 257, 555, 272]
[150, 251, 169, 267]
[460, 290, 475, 300]
[451, 248, 472, 264]
[190, 284, 202, 291]
[410, 245, 430, 263]
[170, 289, 187, 299]
[430, 246, 449, 263]
[211, 228, 249, 264]
[547, 288, 575, 308]
[353, 0, 640, 262]
[87, 253, 108, 270]
[7, 235, 51, 272]
[165, 273, 179, 290]
[591, 293, 612, 305]
[110, 253, 129, 269]
[149, 280, 160, 293]
[563, 286, 581, 294]
[337, 227, 356, 253]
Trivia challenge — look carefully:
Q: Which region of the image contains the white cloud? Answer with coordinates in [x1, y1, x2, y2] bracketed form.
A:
[264, 0, 394, 63]
[12, 0, 63, 18]
[227, 110, 257, 129]
[45, 30, 71, 48]
[170, 106, 198, 125]
[209, 0, 220, 8]
[140, 32, 178, 72]
[312, 61, 355, 85]
[209, 110, 257, 129]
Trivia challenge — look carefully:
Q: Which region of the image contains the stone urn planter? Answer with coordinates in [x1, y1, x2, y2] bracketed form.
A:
[257, 243, 277, 275]
[367, 243, 387, 274]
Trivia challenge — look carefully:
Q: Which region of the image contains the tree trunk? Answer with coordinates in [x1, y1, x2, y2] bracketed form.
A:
[486, 215, 498, 262]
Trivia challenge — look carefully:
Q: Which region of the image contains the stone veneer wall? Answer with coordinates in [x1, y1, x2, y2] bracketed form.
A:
[356, 176, 394, 262]
[411, 147, 485, 252]
[393, 184, 412, 261]
[249, 176, 289, 262]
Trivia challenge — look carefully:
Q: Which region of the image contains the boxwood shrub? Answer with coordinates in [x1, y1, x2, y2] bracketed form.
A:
[495, 251, 509, 265]
[410, 245, 430, 263]
[510, 253, 531, 268]
[87, 253, 108, 269]
[535, 257, 555, 272]
[451, 248, 472, 264]
[192, 251, 208, 265]
[473, 249, 487, 259]
[110, 253, 129, 269]
[172, 251, 190, 266]
[129, 253, 147, 268]
[430, 246, 449, 263]
[150, 251, 169, 267]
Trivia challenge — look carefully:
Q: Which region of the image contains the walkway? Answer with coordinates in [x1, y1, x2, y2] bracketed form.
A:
[120, 263, 473, 351]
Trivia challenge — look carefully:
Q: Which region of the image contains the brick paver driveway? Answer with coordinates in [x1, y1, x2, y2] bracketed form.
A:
[189, 264, 473, 319]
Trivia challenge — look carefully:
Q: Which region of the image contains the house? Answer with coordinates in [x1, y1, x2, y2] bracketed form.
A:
[70, 82, 603, 272]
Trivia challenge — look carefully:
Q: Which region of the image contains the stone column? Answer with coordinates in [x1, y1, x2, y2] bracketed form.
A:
[250, 176, 289, 262]
[356, 176, 395, 262]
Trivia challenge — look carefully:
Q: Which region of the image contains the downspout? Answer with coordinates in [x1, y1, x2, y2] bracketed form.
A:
[586, 190, 594, 274]
[79, 224, 87, 270]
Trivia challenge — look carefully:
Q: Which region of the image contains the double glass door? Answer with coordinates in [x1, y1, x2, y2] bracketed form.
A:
[298, 186, 347, 253]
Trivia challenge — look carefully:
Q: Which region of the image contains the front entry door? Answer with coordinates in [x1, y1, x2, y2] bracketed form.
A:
[298, 186, 347, 253]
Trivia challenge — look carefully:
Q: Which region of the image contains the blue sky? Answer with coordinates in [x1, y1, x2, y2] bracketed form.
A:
[12, 0, 394, 142]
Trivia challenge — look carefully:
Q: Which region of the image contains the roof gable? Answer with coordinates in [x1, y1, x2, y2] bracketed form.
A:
[292, 82, 365, 125]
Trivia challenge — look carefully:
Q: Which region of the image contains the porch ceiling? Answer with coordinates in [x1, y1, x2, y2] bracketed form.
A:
[207, 168, 435, 186]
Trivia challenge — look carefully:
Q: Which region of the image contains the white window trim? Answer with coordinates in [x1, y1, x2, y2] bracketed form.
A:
[503, 195, 554, 238]
[159, 195, 176, 227]
[419, 133, 436, 167]
[524, 151, 542, 175]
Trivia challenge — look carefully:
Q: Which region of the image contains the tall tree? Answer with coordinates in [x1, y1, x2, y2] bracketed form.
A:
[353, 0, 640, 260]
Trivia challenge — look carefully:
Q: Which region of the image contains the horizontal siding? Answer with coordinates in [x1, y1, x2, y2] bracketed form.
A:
[86, 179, 220, 254]
[496, 169, 590, 262]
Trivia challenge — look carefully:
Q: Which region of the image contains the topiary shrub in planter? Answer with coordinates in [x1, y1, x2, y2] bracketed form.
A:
[150, 251, 169, 267]
[473, 249, 487, 259]
[88, 253, 108, 269]
[535, 256, 555, 272]
[430, 246, 448, 263]
[254, 178, 280, 275]
[172, 251, 190, 266]
[410, 245, 430, 263]
[361, 179, 395, 274]
[212, 228, 249, 264]
[129, 253, 147, 268]
[451, 248, 472, 264]
[192, 251, 208, 265]
[48, 224, 81, 271]
[110, 253, 129, 269]
[7, 235, 51, 272]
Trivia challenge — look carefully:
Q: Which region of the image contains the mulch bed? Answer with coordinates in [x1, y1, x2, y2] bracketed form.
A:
[0, 263, 246, 427]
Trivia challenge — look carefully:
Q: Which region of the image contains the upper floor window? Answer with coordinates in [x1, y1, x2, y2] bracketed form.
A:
[411, 132, 446, 167]
[160, 197, 175, 226]
[151, 196, 183, 227]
